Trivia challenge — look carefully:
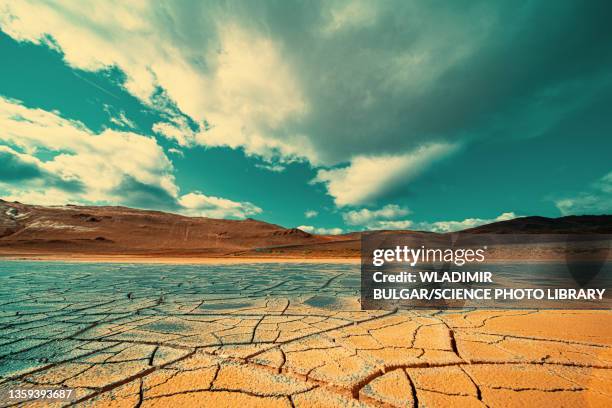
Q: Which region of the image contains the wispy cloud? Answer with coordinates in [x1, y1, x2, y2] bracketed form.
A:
[555, 172, 612, 215]
[304, 210, 318, 218]
[320, 1, 379, 35]
[103, 104, 137, 130]
[152, 117, 196, 147]
[254, 163, 286, 173]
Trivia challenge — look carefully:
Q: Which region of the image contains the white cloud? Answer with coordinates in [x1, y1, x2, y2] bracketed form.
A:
[2, 188, 75, 206]
[152, 117, 196, 147]
[0, 144, 44, 173]
[555, 172, 612, 215]
[0, 1, 481, 208]
[0, 1, 473, 169]
[343, 204, 410, 225]
[1, 1, 585, 217]
[0, 1, 313, 162]
[370, 220, 414, 230]
[167, 148, 184, 157]
[178, 192, 262, 219]
[254, 163, 286, 173]
[109, 111, 136, 129]
[313, 144, 456, 206]
[341, 204, 412, 230]
[424, 212, 518, 233]
[0, 0, 594, 180]
[556, 198, 592, 215]
[0, 96, 176, 203]
[304, 210, 318, 218]
[0, 97, 261, 219]
[298, 225, 343, 235]
[340, 207, 518, 232]
[190, 23, 311, 160]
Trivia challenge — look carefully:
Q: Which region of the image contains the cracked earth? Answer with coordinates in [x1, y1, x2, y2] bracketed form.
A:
[0, 262, 610, 407]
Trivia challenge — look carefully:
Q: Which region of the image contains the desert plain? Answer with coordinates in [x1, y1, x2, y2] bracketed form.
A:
[0, 261, 610, 408]
[1, 203, 611, 406]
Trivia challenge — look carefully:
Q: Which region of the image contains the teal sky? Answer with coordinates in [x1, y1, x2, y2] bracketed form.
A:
[0, 1, 610, 233]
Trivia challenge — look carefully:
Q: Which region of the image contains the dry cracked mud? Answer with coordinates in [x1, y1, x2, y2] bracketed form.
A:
[0, 262, 610, 407]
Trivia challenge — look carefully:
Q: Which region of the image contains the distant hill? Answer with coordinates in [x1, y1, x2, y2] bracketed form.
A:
[0, 200, 346, 257]
[0, 200, 610, 258]
[462, 215, 612, 234]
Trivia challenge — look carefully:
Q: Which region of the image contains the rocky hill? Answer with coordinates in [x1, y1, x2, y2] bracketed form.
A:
[0, 200, 609, 258]
[0, 200, 346, 257]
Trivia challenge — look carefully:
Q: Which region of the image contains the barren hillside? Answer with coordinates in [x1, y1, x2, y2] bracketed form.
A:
[0, 200, 609, 258]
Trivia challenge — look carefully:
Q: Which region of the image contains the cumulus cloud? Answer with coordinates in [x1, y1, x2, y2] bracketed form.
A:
[313, 144, 456, 206]
[2, 188, 77, 207]
[371, 220, 413, 229]
[343, 204, 409, 225]
[0, 1, 313, 162]
[424, 212, 518, 233]
[1, 1, 610, 218]
[297, 225, 343, 235]
[304, 210, 318, 218]
[555, 172, 612, 215]
[340, 206, 517, 232]
[0, 97, 260, 219]
[0, 145, 83, 192]
[0, 96, 176, 204]
[1, 0, 604, 170]
[341, 204, 412, 230]
[0, 145, 46, 182]
[178, 192, 262, 219]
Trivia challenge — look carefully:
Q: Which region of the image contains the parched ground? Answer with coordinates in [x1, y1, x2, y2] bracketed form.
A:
[0, 262, 610, 407]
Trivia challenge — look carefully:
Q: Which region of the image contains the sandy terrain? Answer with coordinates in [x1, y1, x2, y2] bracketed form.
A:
[0, 262, 610, 407]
